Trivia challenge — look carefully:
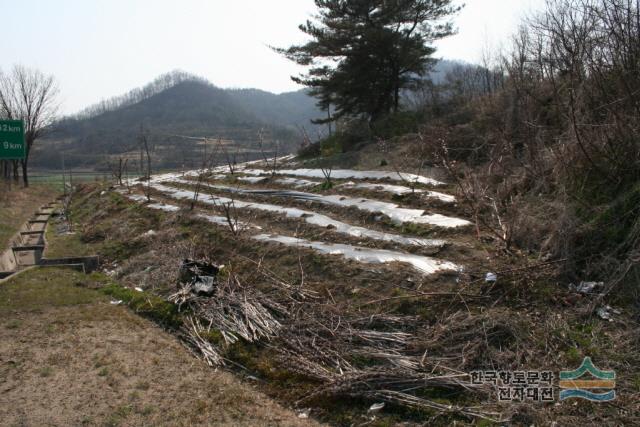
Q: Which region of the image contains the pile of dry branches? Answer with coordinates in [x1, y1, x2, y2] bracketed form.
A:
[170, 260, 316, 366]
[269, 306, 505, 422]
[180, 316, 225, 366]
[167, 257, 506, 421]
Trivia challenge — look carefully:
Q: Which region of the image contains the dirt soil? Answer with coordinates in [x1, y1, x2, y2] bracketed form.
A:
[0, 268, 318, 427]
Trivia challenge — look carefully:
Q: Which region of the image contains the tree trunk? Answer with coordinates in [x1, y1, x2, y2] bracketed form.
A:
[394, 85, 400, 113]
[12, 160, 19, 182]
[21, 158, 29, 187]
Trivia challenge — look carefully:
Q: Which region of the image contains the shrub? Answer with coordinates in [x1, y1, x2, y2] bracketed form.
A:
[371, 111, 420, 139]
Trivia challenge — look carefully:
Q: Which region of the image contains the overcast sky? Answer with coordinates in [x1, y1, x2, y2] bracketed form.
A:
[2, 0, 546, 115]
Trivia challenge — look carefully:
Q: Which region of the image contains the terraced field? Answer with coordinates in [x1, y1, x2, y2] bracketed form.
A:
[70, 155, 638, 425]
[107, 157, 504, 422]
[125, 157, 478, 277]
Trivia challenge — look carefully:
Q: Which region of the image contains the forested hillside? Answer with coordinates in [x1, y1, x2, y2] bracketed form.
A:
[31, 72, 323, 170]
[30, 62, 464, 171]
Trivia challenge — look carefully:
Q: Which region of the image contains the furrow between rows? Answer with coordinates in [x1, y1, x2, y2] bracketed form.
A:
[148, 181, 447, 248]
[120, 187, 461, 276]
[162, 176, 470, 228]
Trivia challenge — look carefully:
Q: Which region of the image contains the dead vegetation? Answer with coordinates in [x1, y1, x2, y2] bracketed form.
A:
[164, 250, 506, 422]
[274, 307, 505, 422]
[258, 128, 281, 176]
[63, 142, 640, 425]
[108, 157, 128, 187]
[413, 0, 640, 296]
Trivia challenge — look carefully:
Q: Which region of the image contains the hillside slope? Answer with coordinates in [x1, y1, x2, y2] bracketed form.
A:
[227, 88, 323, 128]
[33, 79, 321, 170]
[30, 61, 464, 171]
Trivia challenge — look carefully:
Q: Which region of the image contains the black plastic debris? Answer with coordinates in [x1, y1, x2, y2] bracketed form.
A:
[178, 259, 219, 296]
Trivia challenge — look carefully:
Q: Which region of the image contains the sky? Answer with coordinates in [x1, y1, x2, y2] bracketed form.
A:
[1, 0, 547, 115]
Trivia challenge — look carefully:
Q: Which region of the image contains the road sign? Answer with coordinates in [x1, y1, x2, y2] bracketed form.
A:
[0, 119, 26, 160]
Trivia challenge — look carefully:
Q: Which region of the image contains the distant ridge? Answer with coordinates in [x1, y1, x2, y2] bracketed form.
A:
[72, 70, 211, 120]
[33, 61, 468, 170]
[34, 72, 323, 170]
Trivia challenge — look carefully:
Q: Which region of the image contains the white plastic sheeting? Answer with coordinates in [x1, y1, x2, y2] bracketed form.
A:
[148, 203, 180, 212]
[337, 181, 456, 203]
[319, 194, 469, 227]
[275, 177, 319, 188]
[119, 186, 458, 275]
[196, 214, 261, 230]
[149, 172, 184, 183]
[123, 194, 180, 212]
[167, 178, 469, 228]
[122, 191, 257, 229]
[148, 182, 446, 248]
[239, 168, 445, 186]
[124, 193, 149, 202]
[253, 234, 459, 275]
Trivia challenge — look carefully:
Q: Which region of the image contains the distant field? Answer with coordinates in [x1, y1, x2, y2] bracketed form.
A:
[29, 172, 142, 191]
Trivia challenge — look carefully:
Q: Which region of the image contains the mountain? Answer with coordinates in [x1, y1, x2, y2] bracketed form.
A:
[226, 89, 325, 129]
[31, 62, 467, 170]
[33, 73, 322, 170]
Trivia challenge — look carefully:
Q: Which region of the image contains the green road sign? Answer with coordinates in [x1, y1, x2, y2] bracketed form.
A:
[0, 119, 26, 160]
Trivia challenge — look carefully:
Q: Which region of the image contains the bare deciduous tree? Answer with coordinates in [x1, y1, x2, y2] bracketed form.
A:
[108, 157, 128, 186]
[0, 65, 59, 187]
[379, 132, 431, 195]
[258, 128, 279, 176]
[219, 200, 243, 236]
[191, 138, 222, 210]
[320, 166, 333, 189]
[221, 139, 241, 175]
[139, 125, 153, 202]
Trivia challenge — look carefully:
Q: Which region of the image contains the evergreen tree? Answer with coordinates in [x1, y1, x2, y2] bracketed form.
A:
[276, 0, 460, 123]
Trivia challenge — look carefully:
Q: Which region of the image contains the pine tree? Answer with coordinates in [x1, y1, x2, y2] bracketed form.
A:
[276, 0, 460, 124]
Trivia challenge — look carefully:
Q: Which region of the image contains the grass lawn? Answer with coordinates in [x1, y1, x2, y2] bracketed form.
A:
[1, 187, 313, 425]
[0, 267, 314, 427]
[29, 172, 111, 192]
[44, 222, 96, 258]
[0, 267, 103, 313]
